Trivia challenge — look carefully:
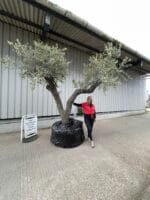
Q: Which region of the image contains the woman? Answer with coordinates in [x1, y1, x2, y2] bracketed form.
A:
[73, 96, 96, 148]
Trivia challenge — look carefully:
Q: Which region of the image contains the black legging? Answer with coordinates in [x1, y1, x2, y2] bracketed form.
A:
[84, 114, 94, 141]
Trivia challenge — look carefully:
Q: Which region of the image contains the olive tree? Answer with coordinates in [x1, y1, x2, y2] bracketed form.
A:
[6, 40, 130, 124]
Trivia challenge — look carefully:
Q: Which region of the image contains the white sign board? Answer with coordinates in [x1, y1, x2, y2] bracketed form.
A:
[21, 114, 37, 142]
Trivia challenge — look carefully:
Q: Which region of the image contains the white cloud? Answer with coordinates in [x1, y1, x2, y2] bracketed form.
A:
[50, 0, 150, 58]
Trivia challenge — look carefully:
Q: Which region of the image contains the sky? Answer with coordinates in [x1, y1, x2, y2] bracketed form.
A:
[50, 0, 150, 59]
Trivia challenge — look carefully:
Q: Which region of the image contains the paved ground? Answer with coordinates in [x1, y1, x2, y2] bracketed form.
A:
[1, 113, 150, 200]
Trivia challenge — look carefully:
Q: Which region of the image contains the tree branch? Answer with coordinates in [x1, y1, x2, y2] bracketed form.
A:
[64, 80, 101, 119]
[67, 80, 101, 106]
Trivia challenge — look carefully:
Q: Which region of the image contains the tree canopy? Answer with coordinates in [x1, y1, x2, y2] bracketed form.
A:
[8, 40, 130, 90]
[8, 40, 69, 87]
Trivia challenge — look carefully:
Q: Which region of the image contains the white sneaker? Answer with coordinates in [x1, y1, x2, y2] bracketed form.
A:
[88, 137, 91, 143]
[91, 141, 95, 148]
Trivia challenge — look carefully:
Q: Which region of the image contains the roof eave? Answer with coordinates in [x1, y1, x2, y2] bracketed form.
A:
[22, 0, 150, 64]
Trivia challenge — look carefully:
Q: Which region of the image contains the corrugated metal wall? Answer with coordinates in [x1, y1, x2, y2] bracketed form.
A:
[0, 22, 146, 119]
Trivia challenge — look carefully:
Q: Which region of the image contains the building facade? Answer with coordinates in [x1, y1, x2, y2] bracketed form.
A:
[0, 0, 149, 121]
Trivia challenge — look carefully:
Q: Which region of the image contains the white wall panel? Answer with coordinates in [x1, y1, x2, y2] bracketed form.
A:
[1, 23, 9, 118]
[0, 22, 3, 118]
[14, 28, 23, 118]
[0, 22, 146, 119]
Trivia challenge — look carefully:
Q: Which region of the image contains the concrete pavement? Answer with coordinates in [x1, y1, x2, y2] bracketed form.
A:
[0, 113, 150, 200]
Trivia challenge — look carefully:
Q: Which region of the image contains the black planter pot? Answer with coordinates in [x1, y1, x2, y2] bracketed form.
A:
[51, 118, 85, 148]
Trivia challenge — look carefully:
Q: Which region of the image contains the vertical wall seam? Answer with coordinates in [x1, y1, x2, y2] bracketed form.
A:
[7, 24, 11, 118]
[42, 85, 44, 116]
[0, 22, 4, 118]
[14, 27, 17, 118]
[31, 34, 34, 114]
[47, 86, 49, 116]
[37, 85, 39, 115]
[25, 31, 29, 115]
[26, 78, 28, 115]
[20, 29, 23, 117]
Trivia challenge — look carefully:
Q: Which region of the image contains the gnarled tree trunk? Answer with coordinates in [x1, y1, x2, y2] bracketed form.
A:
[46, 77, 100, 124]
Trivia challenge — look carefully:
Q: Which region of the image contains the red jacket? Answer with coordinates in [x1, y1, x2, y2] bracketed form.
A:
[81, 102, 95, 115]
[73, 102, 96, 119]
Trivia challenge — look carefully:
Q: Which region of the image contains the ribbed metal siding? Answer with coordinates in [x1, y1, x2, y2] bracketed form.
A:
[0, 22, 146, 119]
[92, 76, 145, 112]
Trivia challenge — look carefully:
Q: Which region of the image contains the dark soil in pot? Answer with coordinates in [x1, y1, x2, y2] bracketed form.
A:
[51, 118, 85, 148]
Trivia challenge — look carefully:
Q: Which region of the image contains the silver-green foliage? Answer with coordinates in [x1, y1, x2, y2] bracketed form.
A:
[74, 43, 131, 91]
[8, 39, 69, 87]
[7, 40, 130, 91]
